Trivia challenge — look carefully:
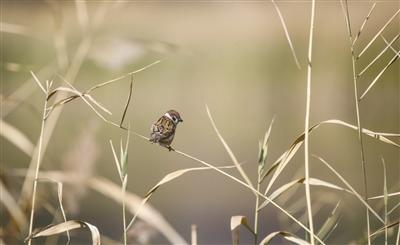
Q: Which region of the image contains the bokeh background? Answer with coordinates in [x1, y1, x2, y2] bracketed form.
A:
[1, 1, 399, 244]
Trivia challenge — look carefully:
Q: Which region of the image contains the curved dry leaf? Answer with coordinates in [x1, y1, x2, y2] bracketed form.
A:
[260, 231, 310, 245]
[230, 216, 254, 245]
[127, 165, 237, 235]
[26, 220, 100, 245]
[146, 165, 236, 197]
[262, 119, 400, 194]
[230, 216, 249, 231]
[259, 178, 349, 210]
[89, 177, 188, 245]
[0, 119, 34, 156]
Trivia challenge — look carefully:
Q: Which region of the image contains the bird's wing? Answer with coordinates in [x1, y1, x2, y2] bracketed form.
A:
[151, 116, 175, 140]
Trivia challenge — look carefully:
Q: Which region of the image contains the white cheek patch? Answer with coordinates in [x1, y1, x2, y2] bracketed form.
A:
[164, 113, 173, 121]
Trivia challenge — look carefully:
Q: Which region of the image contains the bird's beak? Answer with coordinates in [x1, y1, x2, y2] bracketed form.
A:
[179, 119, 183, 123]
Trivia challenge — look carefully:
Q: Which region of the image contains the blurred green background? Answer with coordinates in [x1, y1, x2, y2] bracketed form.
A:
[1, 1, 399, 244]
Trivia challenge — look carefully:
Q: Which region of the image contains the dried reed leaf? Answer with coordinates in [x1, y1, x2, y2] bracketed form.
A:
[25, 220, 100, 245]
[206, 105, 254, 190]
[370, 220, 400, 237]
[262, 119, 400, 192]
[369, 192, 400, 200]
[388, 202, 400, 216]
[110, 140, 123, 181]
[259, 178, 349, 210]
[258, 117, 275, 170]
[89, 177, 188, 245]
[313, 155, 384, 224]
[359, 50, 400, 100]
[35, 177, 70, 242]
[0, 119, 34, 156]
[30, 71, 46, 94]
[230, 215, 254, 245]
[357, 9, 400, 59]
[270, 0, 301, 69]
[120, 77, 133, 127]
[317, 202, 341, 242]
[86, 60, 161, 94]
[358, 34, 400, 77]
[146, 165, 236, 197]
[47, 86, 112, 115]
[260, 231, 310, 245]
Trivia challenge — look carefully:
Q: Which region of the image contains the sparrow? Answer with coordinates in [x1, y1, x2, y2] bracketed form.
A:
[149, 110, 183, 151]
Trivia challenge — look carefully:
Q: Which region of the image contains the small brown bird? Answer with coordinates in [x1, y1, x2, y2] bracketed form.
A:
[149, 110, 183, 151]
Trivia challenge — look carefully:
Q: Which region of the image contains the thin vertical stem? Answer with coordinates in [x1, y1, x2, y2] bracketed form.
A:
[122, 176, 128, 245]
[27, 97, 48, 245]
[341, 1, 371, 244]
[253, 165, 262, 244]
[304, 0, 316, 244]
[191, 225, 197, 245]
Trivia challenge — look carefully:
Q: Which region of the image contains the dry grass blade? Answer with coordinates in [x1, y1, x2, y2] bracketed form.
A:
[370, 220, 400, 237]
[258, 117, 275, 170]
[381, 35, 400, 57]
[388, 202, 400, 215]
[259, 178, 350, 211]
[127, 165, 236, 240]
[317, 202, 341, 242]
[25, 220, 100, 245]
[206, 105, 254, 190]
[30, 71, 46, 94]
[230, 216, 255, 245]
[357, 9, 400, 59]
[120, 76, 133, 127]
[89, 177, 188, 245]
[261, 119, 399, 190]
[109, 140, 123, 181]
[13, 170, 187, 245]
[1, 119, 34, 156]
[0, 180, 27, 229]
[35, 177, 70, 242]
[369, 192, 400, 200]
[260, 231, 310, 245]
[56, 77, 119, 127]
[359, 49, 400, 100]
[270, 0, 301, 69]
[86, 60, 161, 94]
[50, 85, 112, 115]
[313, 155, 384, 223]
[358, 34, 400, 77]
[145, 165, 235, 197]
[352, 2, 377, 46]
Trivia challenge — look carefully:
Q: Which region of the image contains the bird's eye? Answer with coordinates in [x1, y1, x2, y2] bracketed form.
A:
[172, 116, 177, 122]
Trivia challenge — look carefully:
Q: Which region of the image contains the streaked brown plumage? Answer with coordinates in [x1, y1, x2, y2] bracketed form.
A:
[149, 110, 183, 151]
